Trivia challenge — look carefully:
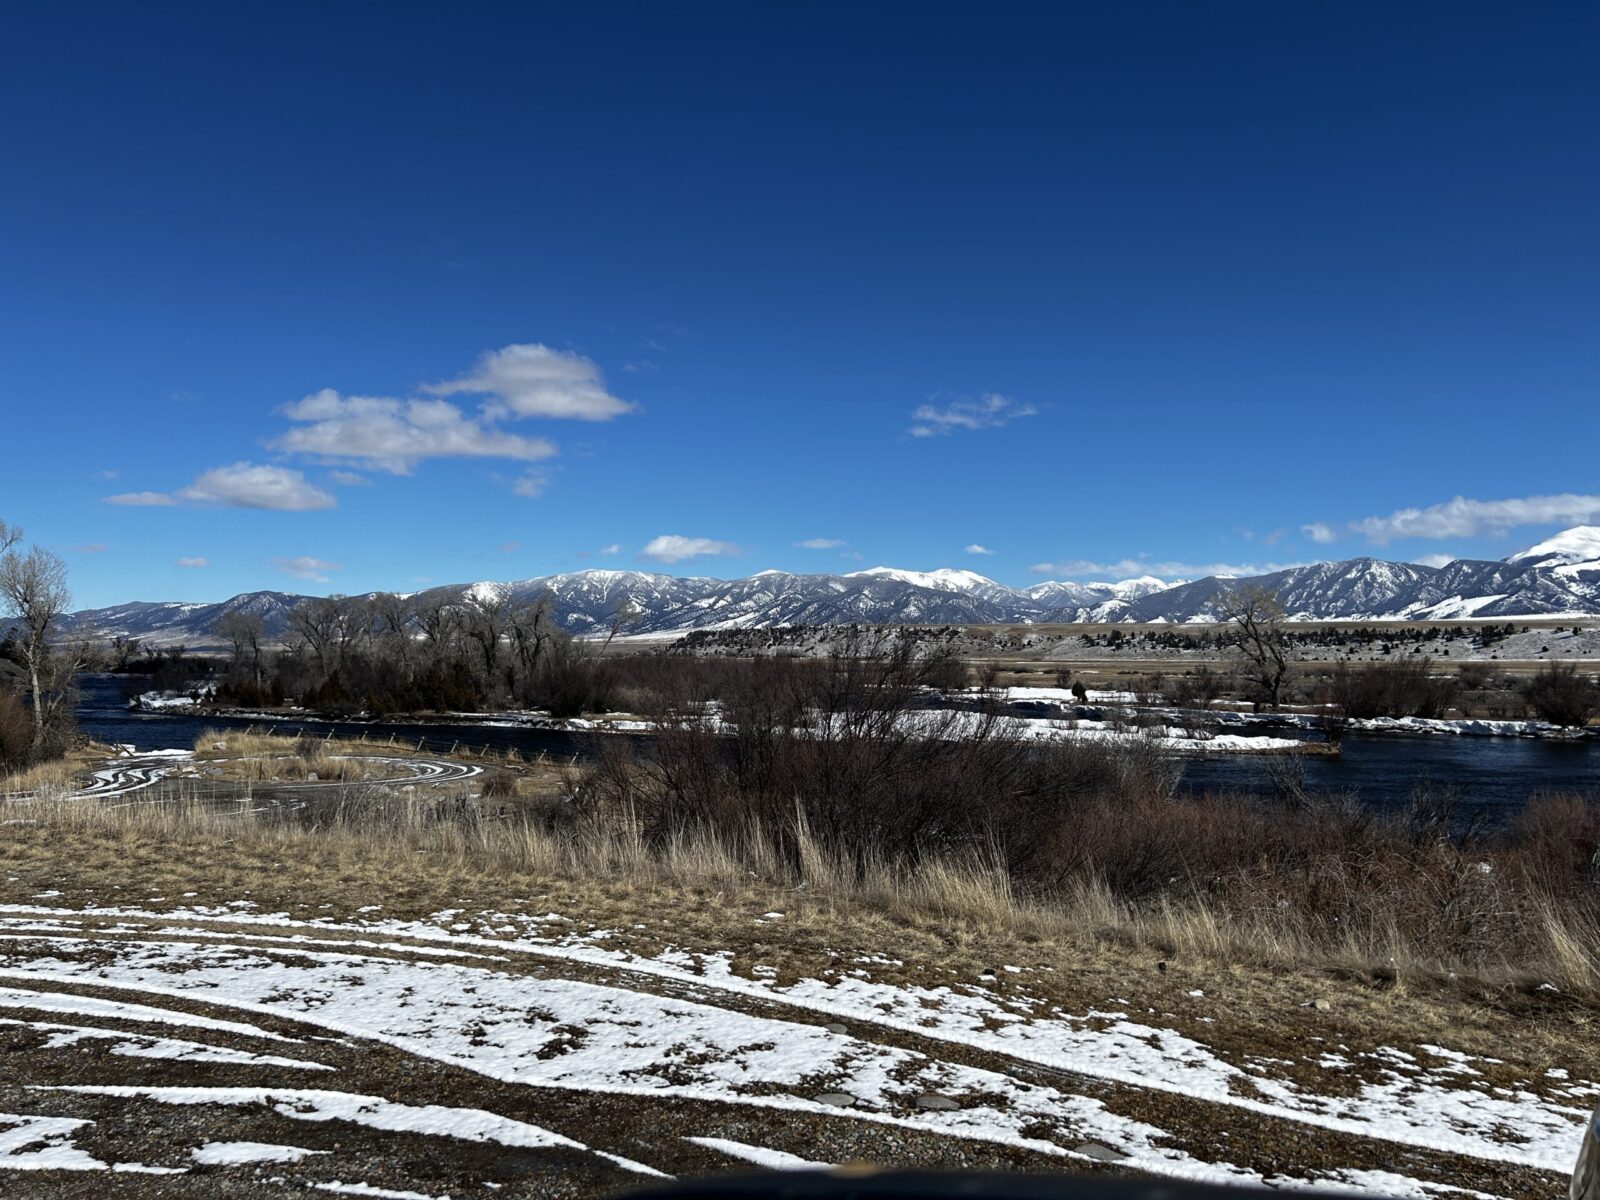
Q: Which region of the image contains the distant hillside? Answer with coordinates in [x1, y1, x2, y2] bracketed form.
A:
[59, 526, 1600, 646]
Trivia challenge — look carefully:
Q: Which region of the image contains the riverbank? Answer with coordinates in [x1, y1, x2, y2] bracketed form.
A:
[71, 683, 1600, 816]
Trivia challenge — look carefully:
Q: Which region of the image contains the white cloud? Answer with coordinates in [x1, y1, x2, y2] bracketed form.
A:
[328, 470, 370, 486]
[1301, 522, 1339, 544]
[797, 538, 845, 550]
[512, 471, 549, 498]
[1413, 553, 1458, 568]
[75, 543, 107, 553]
[107, 464, 335, 511]
[107, 490, 178, 507]
[176, 556, 210, 568]
[964, 543, 995, 555]
[599, 543, 621, 556]
[1346, 493, 1600, 544]
[180, 463, 335, 510]
[275, 390, 556, 475]
[426, 343, 635, 421]
[909, 393, 1037, 438]
[639, 535, 740, 564]
[1029, 557, 1301, 581]
[274, 556, 340, 582]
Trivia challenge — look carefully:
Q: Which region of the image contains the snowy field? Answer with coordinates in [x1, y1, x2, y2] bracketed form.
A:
[0, 896, 1591, 1198]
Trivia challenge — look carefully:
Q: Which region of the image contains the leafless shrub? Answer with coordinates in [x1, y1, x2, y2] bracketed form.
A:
[1164, 666, 1226, 711]
[1330, 657, 1459, 720]
[1521, 662, 1600, 728]
[576, 639, 1184, 887]
[480, 768, 519, 799]
[1133, 672, 1165, 706]
[0, 690, 32, 771]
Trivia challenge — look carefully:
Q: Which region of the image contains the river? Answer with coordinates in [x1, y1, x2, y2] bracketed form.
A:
[74, 675, 1599, 820]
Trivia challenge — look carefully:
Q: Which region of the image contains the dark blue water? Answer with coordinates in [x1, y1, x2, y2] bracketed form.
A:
[74, 675, 622, 763]
[1179, 734, 1600, 813]
[76, 676, 1598, 816]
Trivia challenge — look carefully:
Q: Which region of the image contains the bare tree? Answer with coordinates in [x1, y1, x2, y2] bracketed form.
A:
[462, 589, 509, 688]
[108, 635, 143, 671]
[412, 593, 459, 660]
[508, 592, 554, 691]
[287, 596, 369, 679]
[213, 611, 264, 686]
[370, 592, 413, 671]
[0, 527, 74, 744]
[1215, 584, 1294, 710]
[601, 599, 639, 652]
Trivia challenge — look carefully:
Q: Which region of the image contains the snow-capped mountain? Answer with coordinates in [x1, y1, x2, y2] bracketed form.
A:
[1506, 525, 1600, 568]
[1116, 531, 1600, 623]
[60, 591, 311, 646]
[56, 527, 1600, 646]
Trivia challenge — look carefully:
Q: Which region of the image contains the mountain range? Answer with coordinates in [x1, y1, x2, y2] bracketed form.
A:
[56, 526, 1600, 647]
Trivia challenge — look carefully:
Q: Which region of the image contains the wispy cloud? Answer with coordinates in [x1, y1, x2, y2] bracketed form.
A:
[796, 538, 845, 550]
[1345, 493, 1600, 544]
[108, 464, 335, 511]
[639, 535, 739, 564]
[74, 543, 107, 553]
[512, 471, 550, 498]
[909, 393, 1037, 438]
[106, 490, 178, 507]
[1301, 523, 1339, 544]
[599, 543, 621, 556]
[275, 391, 556, 475]
[328, 470, 370, 487]
[964, 543, 995, 555]
[426, 343, 635, 421]
[1413, 553, 1458, 568]
[1029, 557, 1301, 581]
[176, 556, 210, 568]
[274, 555, 340, 582]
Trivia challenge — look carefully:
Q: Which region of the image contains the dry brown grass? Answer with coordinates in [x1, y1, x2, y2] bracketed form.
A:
[191, 727, 504, 785]
[0, 756, 79, 793]
[0, 740, 122, 796]
[5, 784, 1598, 1004]
[6, 787, 1600, 1091]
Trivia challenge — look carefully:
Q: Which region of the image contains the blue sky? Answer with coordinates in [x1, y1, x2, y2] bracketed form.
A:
[2, 2, 1596, 608]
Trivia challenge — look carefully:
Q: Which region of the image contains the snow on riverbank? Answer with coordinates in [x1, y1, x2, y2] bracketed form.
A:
[990, 686, 1595, 741]
[130, 686, 215, 712]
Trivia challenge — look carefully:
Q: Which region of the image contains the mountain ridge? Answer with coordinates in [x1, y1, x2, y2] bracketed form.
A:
[57, 529, 1600, 646]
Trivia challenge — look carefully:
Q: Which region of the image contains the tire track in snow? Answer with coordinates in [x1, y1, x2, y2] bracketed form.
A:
[7, 904, 1572, 1178]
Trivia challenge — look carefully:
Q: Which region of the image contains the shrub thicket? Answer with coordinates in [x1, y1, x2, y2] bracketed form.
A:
[1521, 662, 1600, 728]
[1329, 656, 1459, 719]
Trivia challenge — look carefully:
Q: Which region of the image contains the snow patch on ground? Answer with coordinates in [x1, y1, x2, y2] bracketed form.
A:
[685, 1136, 828, 1170]
[192, 1140, 327, 1165]
[0, 1016, 332, 1070]
[0, 1112, 183, 1174]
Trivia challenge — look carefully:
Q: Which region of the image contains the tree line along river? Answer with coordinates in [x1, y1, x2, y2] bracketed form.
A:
[72, 674, 1600, 821]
